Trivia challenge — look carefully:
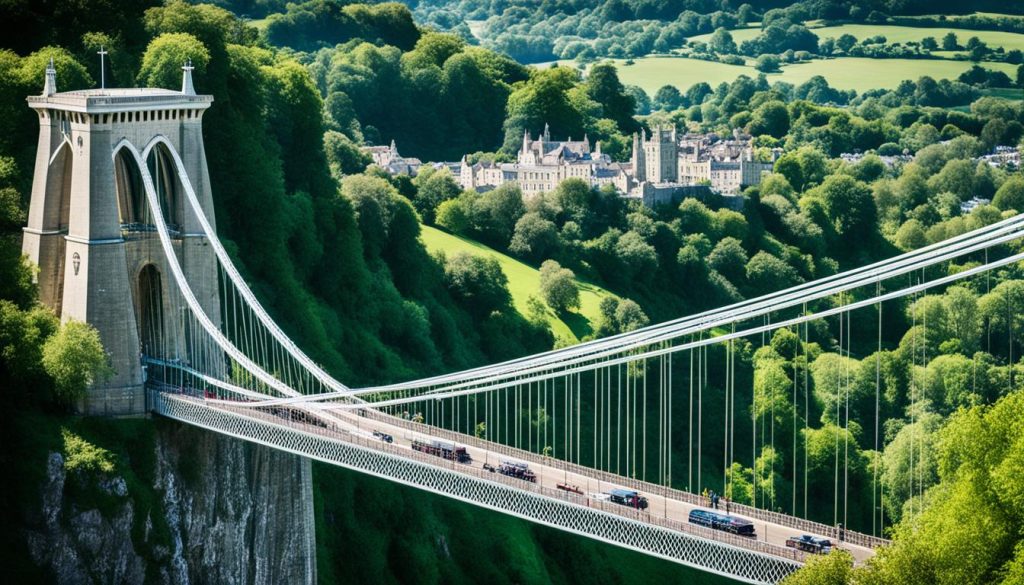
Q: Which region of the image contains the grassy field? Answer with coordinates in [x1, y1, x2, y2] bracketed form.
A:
[420, 225, 615, 344]
[595, 56, 1019, 94]
[807, 24, 1024, 51]
[690, 24, 1024, 52]
[584, 57, 754, 92]
[768, 57, 1019, 90]
[247, 17, 269, 31]
[689, 27, 762, 45]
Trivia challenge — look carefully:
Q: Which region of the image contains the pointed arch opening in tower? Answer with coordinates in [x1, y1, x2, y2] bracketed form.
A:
[146, 143, 184, 232]
[46, 142, 73, 232]
[114, 148, 147, 229]
[138, 264, 165, 360]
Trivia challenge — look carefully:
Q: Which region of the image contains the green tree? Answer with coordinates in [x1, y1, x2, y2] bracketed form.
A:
[993, 175, 1024, 212]
[944, 286, 981, 355]
[677, 198, 717, 235]
[653, 84, 682, 111]
[509, 212, 561, 262]
[737, 4, 754, 24]
[41, 320, 112, 405]
[927, 159, 978, 201]
[0, 301, 58, 388]
[708, 236, 748, 285]
[595, 296, 621, 336]
[942, 32, 960, 51]
[836, 34, 858, 53]
[894, 219, 927, 252]
[748, 99, 789, 138]
[323, 130, 371, 176]
[746, 251, 800, 295]
[709, 28, 737, 54]
[614, 298, 648, 332]
[584, 62, 638, 133]
[781, 550, 854, 585]
[810, 174, 877, 241]
[502, 67, 588, 153]
[411, 166, 461, 224]
[442, 252, 511, 317]
[539, 260, 579, 313]
[475, 182, 526, 246]
[754, 54, 781, 73]
[614, 230, 658, 281]
[137, 32, 210, 89]
[774, 146, 827, 192]
[435, 197, 471, 234]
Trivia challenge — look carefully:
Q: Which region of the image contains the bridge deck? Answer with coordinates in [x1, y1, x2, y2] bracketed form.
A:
[155, 391, 885, 584]
[344, 406, 879, 563]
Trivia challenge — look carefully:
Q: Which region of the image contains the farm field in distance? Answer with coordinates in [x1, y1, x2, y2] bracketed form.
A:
[689, 22, 1024, 52]
[764, 57, 1020, 91]
[564, 56, 1021, 94]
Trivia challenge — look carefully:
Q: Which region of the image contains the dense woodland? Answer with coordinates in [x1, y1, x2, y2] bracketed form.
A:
[0, 0, 1024, 583]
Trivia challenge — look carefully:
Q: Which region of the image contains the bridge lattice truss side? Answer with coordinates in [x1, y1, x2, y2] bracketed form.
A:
[154, 392, 801, 585]
[121, 132, 1024, 583]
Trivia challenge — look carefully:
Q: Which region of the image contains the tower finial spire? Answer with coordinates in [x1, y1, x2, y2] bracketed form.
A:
[43, 57, 57, 96]
[97, 46, 108, 89]
[181, 59, 196, 96]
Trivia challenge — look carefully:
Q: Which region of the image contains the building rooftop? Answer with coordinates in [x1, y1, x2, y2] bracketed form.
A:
[27, 59, 212, 113]
[55, 88, 183, 97]
[28, 89, 213, 113]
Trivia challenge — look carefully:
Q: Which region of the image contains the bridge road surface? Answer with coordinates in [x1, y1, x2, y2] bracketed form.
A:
[320, 406, 876, 564]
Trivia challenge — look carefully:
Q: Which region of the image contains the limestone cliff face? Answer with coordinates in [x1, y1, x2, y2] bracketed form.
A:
[25, 422, 316, 584]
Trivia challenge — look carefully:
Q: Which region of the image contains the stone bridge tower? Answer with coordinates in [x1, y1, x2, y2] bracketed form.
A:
[22, 61, 221, 415]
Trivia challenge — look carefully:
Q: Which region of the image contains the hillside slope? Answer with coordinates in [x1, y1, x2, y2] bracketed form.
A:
[421, 225, 616, 344]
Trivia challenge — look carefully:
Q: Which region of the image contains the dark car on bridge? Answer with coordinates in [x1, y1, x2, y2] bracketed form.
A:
[688, 509, 756, 536]
[786, 534, 833, 554]
[497, 460, 537, 482]
[607, 488, 649, 510]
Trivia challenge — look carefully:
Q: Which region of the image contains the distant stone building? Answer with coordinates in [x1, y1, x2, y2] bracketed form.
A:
[459, 124, 630, 197]
[839, 151, 913, 168]
[362, 140, 422, 175]
[631, 126, 678, 184]
[977, 145, 1021, 170]
[960, 196, 991, 214]
[675, 132, 774, 195]
[383, 124, 777, 204]
[628, 128, 773, 200]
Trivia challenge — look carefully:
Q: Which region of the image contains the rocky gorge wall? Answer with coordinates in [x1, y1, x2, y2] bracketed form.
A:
[23, 420, 316, 584]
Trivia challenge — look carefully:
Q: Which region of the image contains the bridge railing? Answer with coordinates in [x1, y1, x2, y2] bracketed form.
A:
[162, 391, 807, 565]
[355, 406, 889, 550]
